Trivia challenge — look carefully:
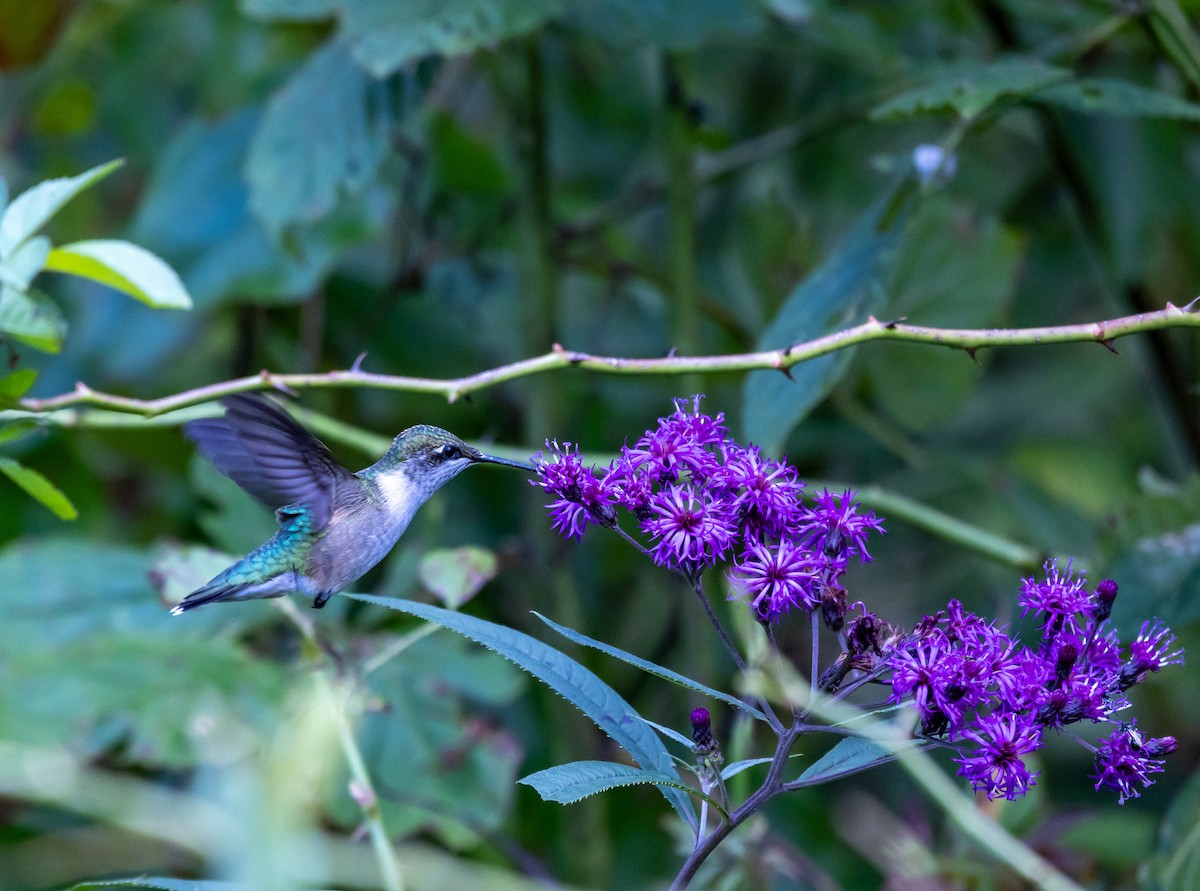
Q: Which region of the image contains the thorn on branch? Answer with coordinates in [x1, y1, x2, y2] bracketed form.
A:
[779, 365, 795, 381]
[965, 347, 979, 365]
[1184, 296, 1200, 312]
[881, 315, 908, 330]
[350, 351, 368, 373]
[667, 347, 679, 358]
[1101, 339, 1119, 355]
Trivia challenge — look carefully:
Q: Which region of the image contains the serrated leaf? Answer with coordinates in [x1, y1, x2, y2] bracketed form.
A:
[1034, 77, 1200, 121]
[533, 611, 767, 722]
[341, 0, 562, 77]
[44, 239, 192, 309]
[793, 736, 918, 786]
[419, 545, 498, 609]
[246, 41, 395, 235]
[0, 159, 123, 258]
[741, 187, 911, 454]
[872, 58, 1071, 120]
[520, 760, 714, 808]
[721, 757, 774, 780]
[0, 457, 77, 519]
[564, 0, 763, 50]
[0, 235, 50, 289]
[239, 0, 335, 20]
[0, 284, 67, 352]
[349, 594, 697, 829]
[639, 716, 696, 750]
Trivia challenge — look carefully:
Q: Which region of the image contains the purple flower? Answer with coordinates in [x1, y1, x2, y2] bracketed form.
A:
[954, 713, 1043, 801]
[1092, 721, 1172, 804]
[729, 538, 818, 622]
[1128, 620, 1186, 674]
[532, 442, 616, 540]
[642, 484, 738, 571]
[714, 445, 805, 540]
[889, 630, 965, 734]
[795, 489, 884, 565]
[623, 396, 725, 485]
[1019, 559, 1091, 631]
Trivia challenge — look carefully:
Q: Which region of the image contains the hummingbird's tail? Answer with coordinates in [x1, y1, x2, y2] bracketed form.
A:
[170, 582, 252, 616]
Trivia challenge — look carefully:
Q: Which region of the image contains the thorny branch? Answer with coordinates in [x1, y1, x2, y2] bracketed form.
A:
[13, 301, 1200, 417]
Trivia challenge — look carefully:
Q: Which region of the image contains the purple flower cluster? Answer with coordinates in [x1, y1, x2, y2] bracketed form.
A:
[532, 396, 884, 625]
[886, 561, 1182, 803]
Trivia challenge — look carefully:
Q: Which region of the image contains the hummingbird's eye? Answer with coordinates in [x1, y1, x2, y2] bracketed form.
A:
[437, 444, 462, 462]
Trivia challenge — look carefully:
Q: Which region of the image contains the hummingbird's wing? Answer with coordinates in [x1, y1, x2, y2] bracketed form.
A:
[185, 394, 354, 528]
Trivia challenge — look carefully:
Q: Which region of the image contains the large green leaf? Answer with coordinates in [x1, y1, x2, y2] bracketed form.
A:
[245, 41, 395, 235]
[0, 457, 77, 519]
[872, 58, 1071, 120]
[862, 197, 1022, 432]
[564, 0, 763, 49]
[0, 159, 122, 258]
[520, 760, 712, 808]
[349, 594, 697, 829]
[0, 538, 287, 764]
[339, 0, 562, 77]
[741, 188, 911, 454]
[0, 284, 67, 352]
[1144, 764, 1200, 890]
[533, 611, 767, 722]
[0, 234, 50, 290]
[1034, 78, 1200, 120]
[43, 239, 193, 309]
[330, 633, 525, 843]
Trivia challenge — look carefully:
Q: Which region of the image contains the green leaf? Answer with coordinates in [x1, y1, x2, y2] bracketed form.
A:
[0, 419, 40, 445]
[418, 545, 498, 609]
[340, 0, 562, 77]
[793, 737, 918, 786]
[0, 284, 67, 352]
[564, 0, 763, 50]
[1145, 763, 1200, 890]
[871, 58, 1071, 120]
[1034, 77, 1200, 121]
[0, 367, 37, 407]
[0, 538, 289, 765]
[332, 633, 525, 842]
[520, 760, 717, 809]
[239, 0, 335, 20]
[245, 41, 396, 236]
[0, 235, 50, 289]
[0, 159, 123, 258]
[721, 757, 774, 780]
[863, 198, 1022, 432]
[741, 187, 911, 454]
[0, 457, 77, 519]
[532, 611, 768, 722]
[44, 239, 192, 309]
[1104, 522, 1200, 637]
[349, 594, 697, 829]
[71, 881, 242, 891]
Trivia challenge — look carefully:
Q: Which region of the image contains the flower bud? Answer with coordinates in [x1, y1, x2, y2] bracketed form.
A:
[1094, 579, 1118, 622]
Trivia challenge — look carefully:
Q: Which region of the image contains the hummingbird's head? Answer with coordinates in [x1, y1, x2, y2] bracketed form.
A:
[373, 425, 534, 499]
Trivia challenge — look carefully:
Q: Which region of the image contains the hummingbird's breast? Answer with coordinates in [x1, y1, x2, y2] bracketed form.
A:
[307, 471, 425, 592]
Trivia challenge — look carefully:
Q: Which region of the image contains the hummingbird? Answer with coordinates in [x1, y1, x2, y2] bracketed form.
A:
[172, 393, 532, 615]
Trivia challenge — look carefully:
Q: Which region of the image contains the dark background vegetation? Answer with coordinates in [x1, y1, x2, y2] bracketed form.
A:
[4, 0, 1200, 888]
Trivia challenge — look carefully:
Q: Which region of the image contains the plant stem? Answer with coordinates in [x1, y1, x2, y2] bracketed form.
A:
[671, 724, 802, 889]
[14, 302, 1200, 416]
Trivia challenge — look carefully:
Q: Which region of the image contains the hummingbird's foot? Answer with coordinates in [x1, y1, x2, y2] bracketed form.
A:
[312, 590, 334, 609]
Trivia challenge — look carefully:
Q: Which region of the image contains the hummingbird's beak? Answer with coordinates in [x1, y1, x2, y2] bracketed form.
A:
[475, 452, 537, 472]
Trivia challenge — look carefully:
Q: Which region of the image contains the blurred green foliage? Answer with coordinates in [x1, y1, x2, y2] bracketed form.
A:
[4, 0, 1200, 888]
